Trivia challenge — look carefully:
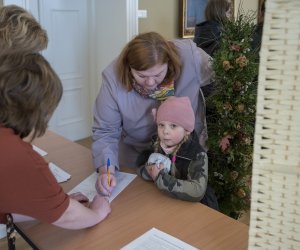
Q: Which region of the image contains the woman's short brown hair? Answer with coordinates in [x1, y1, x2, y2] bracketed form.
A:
[0, 5, 48, 56]
[0, 53, 62, 139]
[205, 0, 231, 22]
[116, 32, 181, 91]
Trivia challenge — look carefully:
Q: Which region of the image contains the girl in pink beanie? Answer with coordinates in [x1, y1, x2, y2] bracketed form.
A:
[137, 96, 218, 208]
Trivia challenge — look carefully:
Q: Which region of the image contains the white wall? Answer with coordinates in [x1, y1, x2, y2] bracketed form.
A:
[235, 0, 258, 21]
[91, 0, 133, 103]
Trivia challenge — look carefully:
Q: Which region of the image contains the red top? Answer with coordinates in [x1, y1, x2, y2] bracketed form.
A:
[0, 127, 69, 224]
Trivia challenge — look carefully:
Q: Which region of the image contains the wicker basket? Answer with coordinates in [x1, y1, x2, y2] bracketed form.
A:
[248, 0, 300, 249]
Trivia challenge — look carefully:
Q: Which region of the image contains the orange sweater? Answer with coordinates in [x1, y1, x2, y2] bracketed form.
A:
[0, 127, 69, 224]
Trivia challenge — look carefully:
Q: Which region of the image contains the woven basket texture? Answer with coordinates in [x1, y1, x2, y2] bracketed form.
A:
[248, 0, 300, 249]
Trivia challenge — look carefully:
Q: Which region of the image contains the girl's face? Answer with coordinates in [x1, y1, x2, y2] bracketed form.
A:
[157, 121, 190, 148]
[131, 63, 168, 90]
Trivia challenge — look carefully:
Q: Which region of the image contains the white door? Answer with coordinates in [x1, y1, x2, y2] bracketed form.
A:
[40, 0, 91, 141]
[3, 0, 91, 141]
[3, 0, 138, 141]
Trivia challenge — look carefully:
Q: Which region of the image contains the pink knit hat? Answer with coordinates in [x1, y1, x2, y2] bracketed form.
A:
[156, 96, 195, 132]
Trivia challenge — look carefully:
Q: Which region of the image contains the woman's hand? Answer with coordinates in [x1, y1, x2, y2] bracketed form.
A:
[89, 195, 111, 221]
[146, 163, 165, 180]
[69, 192, 89, 202]
[54, 194, 111, 228]
[95, 167, 117, 196]
[69, 192, 90, 207]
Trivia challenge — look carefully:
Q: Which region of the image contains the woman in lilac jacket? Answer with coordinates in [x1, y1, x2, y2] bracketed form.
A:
[92, 32, 212, 195]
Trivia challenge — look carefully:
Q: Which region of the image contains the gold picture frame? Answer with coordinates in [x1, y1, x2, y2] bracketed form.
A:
[179, 0, 235, 39]
[179, 0, 202, 38]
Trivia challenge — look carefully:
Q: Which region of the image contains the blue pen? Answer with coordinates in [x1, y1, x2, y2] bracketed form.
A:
[107, 158, 111, 186]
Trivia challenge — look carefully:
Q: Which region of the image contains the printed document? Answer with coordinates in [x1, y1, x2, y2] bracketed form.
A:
[68, 172, 136, 202]
[32, 145, 71, 183]
[33, 145, 47, 156]
[121, 228, 199, 250]
[49, 162, 71, 183]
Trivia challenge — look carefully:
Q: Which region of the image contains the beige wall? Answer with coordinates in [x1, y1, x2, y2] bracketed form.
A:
[139, 0, 179, 39]
[139, 0, 259, 40]
[235, 0, 258, 20]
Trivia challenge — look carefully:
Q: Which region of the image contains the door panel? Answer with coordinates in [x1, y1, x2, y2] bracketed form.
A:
[3, 0, 138, 141]
[40, 0, 91, 141]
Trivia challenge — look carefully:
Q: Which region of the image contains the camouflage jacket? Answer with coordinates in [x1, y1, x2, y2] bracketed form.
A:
[137, 131, 208, 202]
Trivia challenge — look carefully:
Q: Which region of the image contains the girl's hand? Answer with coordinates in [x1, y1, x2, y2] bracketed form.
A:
[146, 163, 165, 180]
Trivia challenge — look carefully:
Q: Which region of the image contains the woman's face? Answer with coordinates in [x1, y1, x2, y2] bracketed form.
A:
[131, 63, 168, 90]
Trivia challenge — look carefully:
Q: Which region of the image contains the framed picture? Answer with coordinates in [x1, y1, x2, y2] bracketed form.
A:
[179, 0, 235, 38]
[179, 0, 208, 38]
[257, 0, 265, 24]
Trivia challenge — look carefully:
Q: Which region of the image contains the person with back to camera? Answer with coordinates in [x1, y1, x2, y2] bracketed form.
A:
[0, 4, 110, 230]
[92, 31, 213, 197]
[194, 0, 232, 57]
[0, 53, 111, 230]
[136, 96, 219, 209]
[251, 0, 265, 53]
[0, 4, 48, 56]
[193, 0, 231, 97]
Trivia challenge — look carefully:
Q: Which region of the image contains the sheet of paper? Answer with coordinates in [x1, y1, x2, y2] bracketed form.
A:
[0, 224, 6, 239]
[121, 228, 199, 250]
[68, 172, 136, 202]
[49, 162, 71, 183]
[33, 145, 48, 156]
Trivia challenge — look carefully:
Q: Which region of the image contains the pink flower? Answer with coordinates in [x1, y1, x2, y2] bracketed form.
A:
[237, 103, 245, 113]
[230, 44, 241, 52]
[232, 81, 242, 92]
[219, 134, 233, 152]
[230, 171, 239, 180]
[223, 102, 233, 111]
[223, 60, 233, 71]
[237, 188, 246, 198]
[244, 137, 251, 145]
[237, 133, 251, 144]
[235, 55, 248, 68]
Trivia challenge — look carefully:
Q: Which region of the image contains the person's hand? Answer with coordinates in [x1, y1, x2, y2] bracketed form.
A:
[90, 195, 111, 221]
[147, 153, 171, 172]
[69, 192, 90, 207]
[146, 163, 165, 180]
[95, 170, 117, 196]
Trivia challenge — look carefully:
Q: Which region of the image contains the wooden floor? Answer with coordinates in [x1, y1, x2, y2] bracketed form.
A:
[0, 137, 250, 249]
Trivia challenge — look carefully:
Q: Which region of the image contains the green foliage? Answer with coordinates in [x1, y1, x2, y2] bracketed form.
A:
[206, 11, 259, 219]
